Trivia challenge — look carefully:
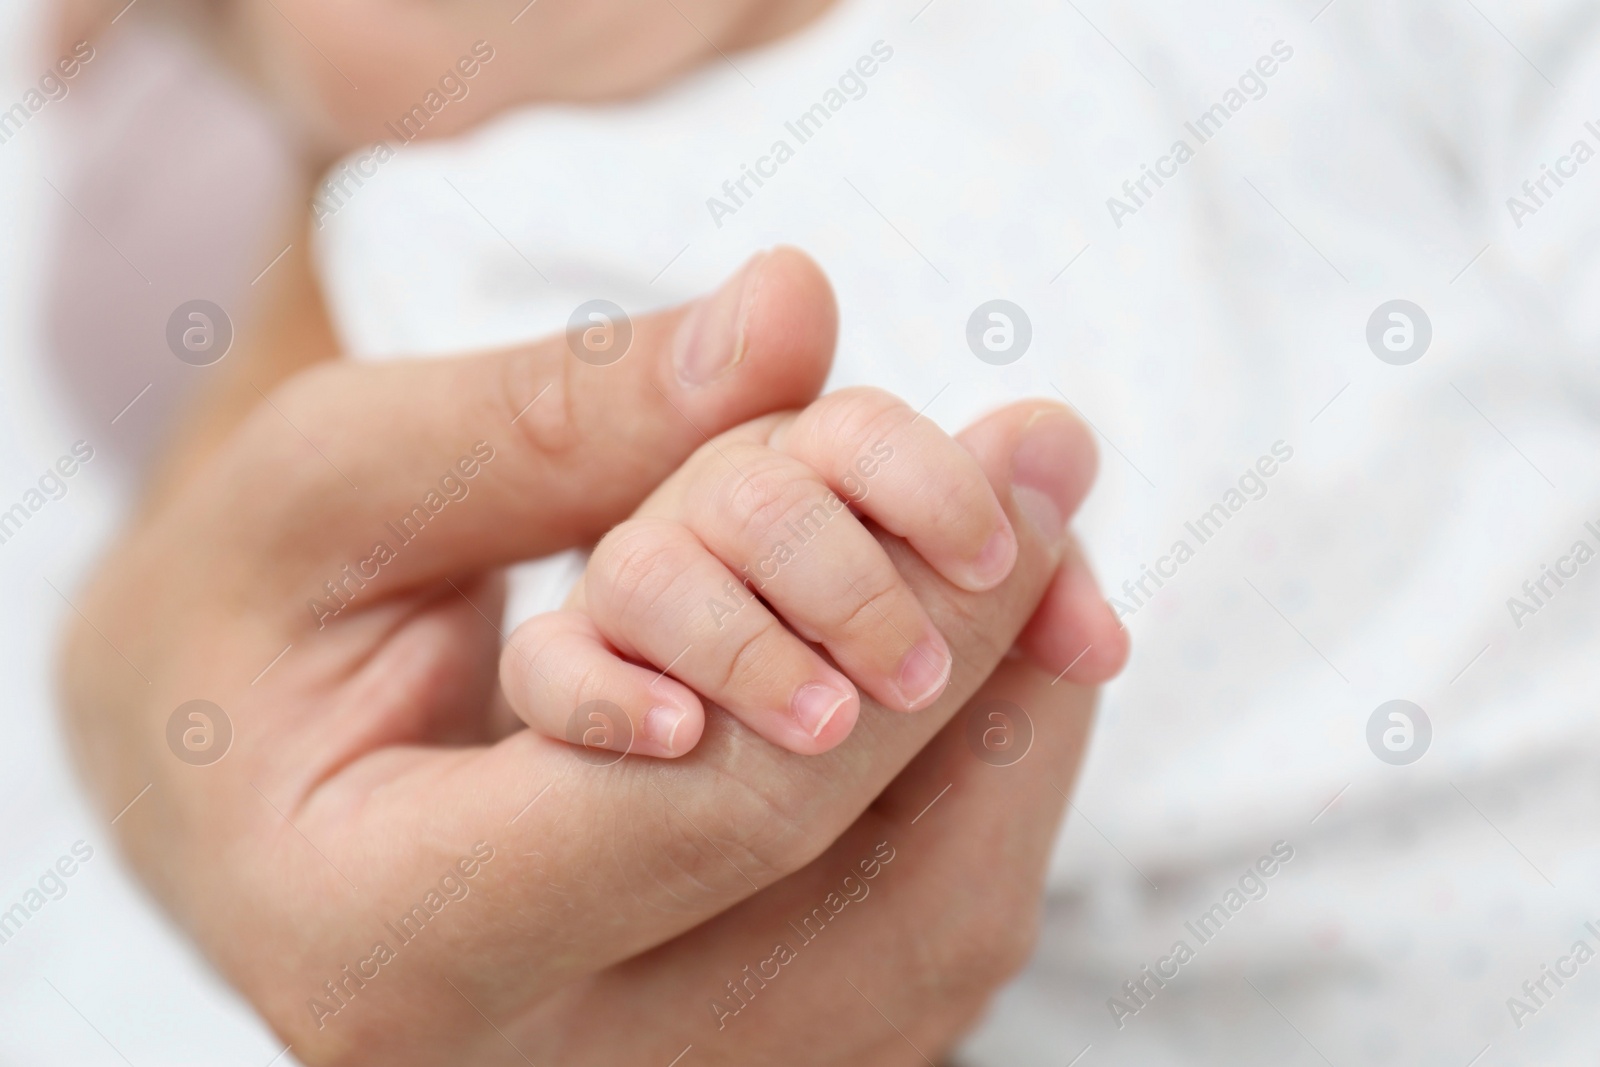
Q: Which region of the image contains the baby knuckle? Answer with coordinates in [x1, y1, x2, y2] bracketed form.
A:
[834, 570, 905, 634]
[590, 520, 692, 620]
[514, 609, 569, 652]
[917, 471, 973, 522]
[934, 591, 1005, 664]
[500, 629, 545, 696]
[803, 386, 911, 458]
[716, 616, 787, 693]
[567, 658, 618, 712]
[707, 453, 827, 548]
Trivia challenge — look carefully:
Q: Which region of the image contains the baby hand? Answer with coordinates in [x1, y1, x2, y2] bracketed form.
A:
[500, 387, 1070, 756]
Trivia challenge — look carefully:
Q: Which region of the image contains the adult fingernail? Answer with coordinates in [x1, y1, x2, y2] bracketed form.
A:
[674, 251, 768, 387]
[792, 681, 851, 738]
[895, 637, 952, 710]
[1011, 410, 1078, 545]
[642, 704, 688, 755]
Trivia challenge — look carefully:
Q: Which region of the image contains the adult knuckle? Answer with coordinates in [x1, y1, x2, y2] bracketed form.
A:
[243, 363, 338, 460]
[629, 759, 824, 894]
[262, 360, 342, 421]
[924, 897, 1041, 996]
[501, 346, 582, 462]
[719, 783, 830, 880]
[231, 364, 357, 539]
[633, 806, 737, 893]
[700, 762, 833, 880]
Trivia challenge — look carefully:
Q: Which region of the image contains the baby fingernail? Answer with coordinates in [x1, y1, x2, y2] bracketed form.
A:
[967, 522, 1018, 589]
[792, 681, 851, 738]
[1011, 411, 1079, 544]
[895, 638, 952, 710]
[674, 251, 767, 387]
[642, 704, 688, 755]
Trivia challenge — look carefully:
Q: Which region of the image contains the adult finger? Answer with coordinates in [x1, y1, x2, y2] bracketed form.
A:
[1016, 535, 1129, 685]
[510, 659, 1096, 1065]
[207, 247, 836, 605]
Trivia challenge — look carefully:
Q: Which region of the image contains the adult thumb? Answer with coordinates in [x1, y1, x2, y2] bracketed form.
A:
[225, 247, 836, 599]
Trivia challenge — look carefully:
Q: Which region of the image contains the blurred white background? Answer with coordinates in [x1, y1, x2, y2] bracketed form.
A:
[0, 4, 296, 1063]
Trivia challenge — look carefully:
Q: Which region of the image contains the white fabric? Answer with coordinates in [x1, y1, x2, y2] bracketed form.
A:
[316, 1, 1600, 1062]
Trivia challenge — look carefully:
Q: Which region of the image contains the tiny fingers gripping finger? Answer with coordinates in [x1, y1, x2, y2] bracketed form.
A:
[500, 611, 705, 758]
[586, 518, 861, 755]
[672, 442, 952, 714]
[775, 387, 1017, 592]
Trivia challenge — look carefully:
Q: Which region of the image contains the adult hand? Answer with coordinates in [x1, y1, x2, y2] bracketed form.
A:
[61, 248, 1123, 1064]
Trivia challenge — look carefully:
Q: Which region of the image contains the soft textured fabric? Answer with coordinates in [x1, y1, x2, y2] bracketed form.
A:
[315, 2, 1600, 1063]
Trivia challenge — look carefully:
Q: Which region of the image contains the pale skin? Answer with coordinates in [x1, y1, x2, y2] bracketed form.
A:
[63, 246, 1127, 1065]
[57, 4, 1129, 1063]
[510, 386, 1116, 757]
[503, 256, 1100, 758]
